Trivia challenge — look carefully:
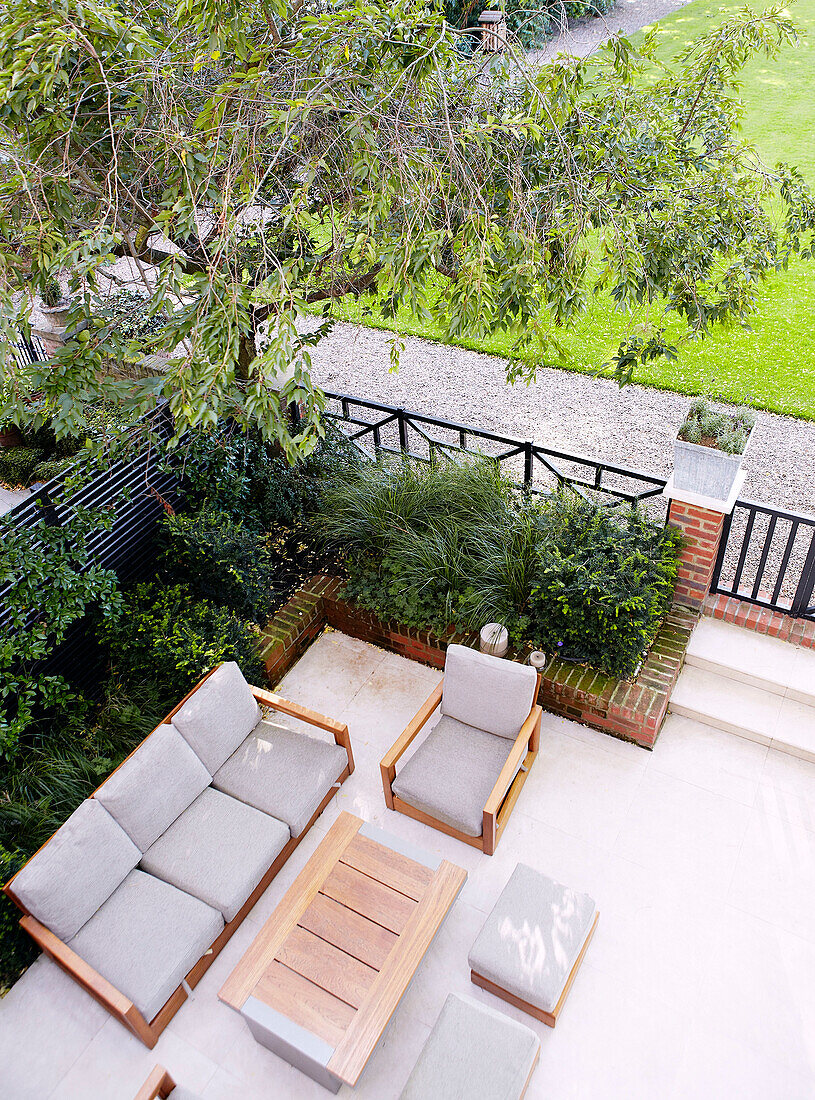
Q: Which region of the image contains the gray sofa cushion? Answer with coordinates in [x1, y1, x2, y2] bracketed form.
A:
[468, 863, 597, 1013]
[442, 644, 537, 740]
[213, 719, 347, 838]
[399, 992, 539, 1100]
[140, 787, 290, 922]
[9, 799, 140, 942]
[68, 869, 223, 1023]
[95, 724, 211, 851]
[172, 661, 261, 773]
[391, 716, 512, 837]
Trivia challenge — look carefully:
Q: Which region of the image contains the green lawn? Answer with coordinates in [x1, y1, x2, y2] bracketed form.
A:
[329, 0, 815, 418]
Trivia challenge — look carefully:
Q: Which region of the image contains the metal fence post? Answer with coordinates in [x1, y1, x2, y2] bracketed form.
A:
[523, 441, 533, 487]
[398, 409, 408, 456]
[791, 529, 815, 617]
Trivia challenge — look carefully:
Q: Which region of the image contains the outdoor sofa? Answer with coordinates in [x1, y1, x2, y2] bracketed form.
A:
[380, 644, 542, 854]
[3, 661, 354, 1048]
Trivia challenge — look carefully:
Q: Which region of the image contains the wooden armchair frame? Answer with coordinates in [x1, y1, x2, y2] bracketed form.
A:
[4, 665, 354, 1049]
[380, 674, 542, 856]
[134, 1065, 176, 1100]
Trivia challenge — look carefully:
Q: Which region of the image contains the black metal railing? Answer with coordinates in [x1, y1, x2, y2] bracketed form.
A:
[8, 333, 47, 367]
[323, 391, 669, 511]
[710, 499, 815, 620]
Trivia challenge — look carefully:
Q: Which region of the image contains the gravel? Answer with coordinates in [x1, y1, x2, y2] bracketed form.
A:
[529, 0, 696, 63]
[309, 321, 815, 515]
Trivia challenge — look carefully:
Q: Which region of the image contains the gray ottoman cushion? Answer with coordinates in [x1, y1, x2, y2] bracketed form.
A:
[399, 992, 539, 1100]
[468, 863, 597, 1014]
[391, 716, 513, 837]
[140, 787, 290, 921]
[442, 644, 537, 739]
[10, 799, 140, 942]
[95, 723, 211, 851]
[172, 661, 261, 773]
[68, 869, 223, 1023]
[213, 719, 346, 837]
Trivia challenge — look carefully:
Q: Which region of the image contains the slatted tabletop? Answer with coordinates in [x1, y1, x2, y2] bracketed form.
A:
[219, 812, 467, 1088]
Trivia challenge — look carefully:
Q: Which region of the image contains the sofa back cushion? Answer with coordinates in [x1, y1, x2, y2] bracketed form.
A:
[8, 799, 140, 941]
[172, 661, 261, 773]
[442, 644, 538, 740]
[95, 723, 212, 851]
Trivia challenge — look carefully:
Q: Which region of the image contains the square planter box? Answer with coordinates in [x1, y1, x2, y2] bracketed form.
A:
[673, 436, 749, 502]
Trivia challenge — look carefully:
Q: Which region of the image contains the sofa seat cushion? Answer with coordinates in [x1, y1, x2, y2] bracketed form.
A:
[68, 869, 223, 1024]
[391, 716, 513, 837]
[172, 662, 261, 774]
[399, 992, 539, 1100]
[140, 787, 290, 922]
[212, 719, 347, 838]
[95, 724, 211, 851]
[467, 863, 597, 1014]
[10, 799, 140, 942]
[442, 644, 537, 740]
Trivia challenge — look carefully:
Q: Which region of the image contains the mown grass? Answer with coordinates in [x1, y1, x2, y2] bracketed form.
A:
[328, 0, 815, 417]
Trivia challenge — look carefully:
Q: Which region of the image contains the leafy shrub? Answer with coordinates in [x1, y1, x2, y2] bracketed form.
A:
[528, 495, 683, 677]
[677, 398, 755, 455]
[159, 509, 283, 623]
[30, 457, 74, 484]
[94, 289, 168, 343]
[105, 583, 264, 697]
[0, 447, 43, 487]
[320, 459, 681, 678]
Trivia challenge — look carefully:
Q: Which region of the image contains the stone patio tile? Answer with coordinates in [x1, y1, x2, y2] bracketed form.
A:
[49, 1017, 219, 1100]
[773, 696, 815, 763]
[336, 649, 442, 752]
[272, 629, 388, 719]
[519, 728, 646, 850]
[757, 748, 815, 833]
[697, 906, 815, 1073]
[613, 769, 752, 899]
[728, 807, 815, 944]
[0, 957, 108, 1100]
[648, 713, 767, 806]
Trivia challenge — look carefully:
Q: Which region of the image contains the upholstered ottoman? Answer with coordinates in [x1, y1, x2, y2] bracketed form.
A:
[468, 863, 598, 1027]
[399, 993, 540, 1100]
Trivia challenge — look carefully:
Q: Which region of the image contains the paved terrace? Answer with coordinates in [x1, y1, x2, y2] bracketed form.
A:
[4, 630, 815, 1098]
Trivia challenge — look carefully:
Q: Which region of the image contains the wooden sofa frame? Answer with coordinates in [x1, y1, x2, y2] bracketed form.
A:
[134, 1065, 177, 1100]
[3, 665, 354, 1049]
[380, 675, 542, 856]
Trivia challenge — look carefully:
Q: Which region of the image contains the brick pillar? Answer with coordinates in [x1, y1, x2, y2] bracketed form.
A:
[668, 499, 726, 610]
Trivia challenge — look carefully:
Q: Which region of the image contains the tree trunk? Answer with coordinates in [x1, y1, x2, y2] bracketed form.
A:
[237, 330, 255, 381]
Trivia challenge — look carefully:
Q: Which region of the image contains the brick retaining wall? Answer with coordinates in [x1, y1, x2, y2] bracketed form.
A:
[259, 575, 697, 750]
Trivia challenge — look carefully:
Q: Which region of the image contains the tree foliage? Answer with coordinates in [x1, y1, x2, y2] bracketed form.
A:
[0, 0, 812, 449]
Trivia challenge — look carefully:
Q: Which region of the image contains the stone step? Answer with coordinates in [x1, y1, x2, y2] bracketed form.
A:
[685, 617, 815, 707]
[670, 665, 815, 763]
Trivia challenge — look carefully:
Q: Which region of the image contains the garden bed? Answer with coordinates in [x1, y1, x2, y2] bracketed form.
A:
[259, 575, 697, 749]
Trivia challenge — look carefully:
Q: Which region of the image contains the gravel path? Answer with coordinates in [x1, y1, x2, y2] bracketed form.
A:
[529, 0, 694, 62]
[310, 321, 815, 515]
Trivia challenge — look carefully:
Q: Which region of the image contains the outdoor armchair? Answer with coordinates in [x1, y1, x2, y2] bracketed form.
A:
[380, 644, 542, 855]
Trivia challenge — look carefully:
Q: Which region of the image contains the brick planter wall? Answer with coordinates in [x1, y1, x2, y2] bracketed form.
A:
[668, 498, 727, 610]
[259, 575, 697, 750]
[703, 592, 815, 649]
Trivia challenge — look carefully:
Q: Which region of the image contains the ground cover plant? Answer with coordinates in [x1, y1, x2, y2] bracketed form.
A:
[330, 0, 815, 418]
[318, 457, 682, 678]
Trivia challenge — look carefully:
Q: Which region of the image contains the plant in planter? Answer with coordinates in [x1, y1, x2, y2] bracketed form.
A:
[674, 398, 756, 501]
[40, 276, 70, 313]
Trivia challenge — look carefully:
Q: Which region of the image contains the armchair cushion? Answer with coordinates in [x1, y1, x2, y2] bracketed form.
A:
[172, 662, 261, 773]
[9, 799, 140, 942]
[68, 869, 223, 1024]
[468, 863, 598, 1013]
[95, 724, 211, 851]
[391, 716, 513, 837]
[212, 719, 347, 837]
[140, 787, 290, 922]
[399, 992, 540, 1100]
[442, 644, 538, 740]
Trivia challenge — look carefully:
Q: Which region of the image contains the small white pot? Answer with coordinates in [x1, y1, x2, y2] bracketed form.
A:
[480, 622, 509, 657]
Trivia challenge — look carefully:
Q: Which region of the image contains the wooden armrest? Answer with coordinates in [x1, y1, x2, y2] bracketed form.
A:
[380, 681, 443, 809]
[21, 915, 135, 1016]
[483, 704, 543, 818]
[134, 1065, 176, 1100]
[252, 686, 354, 775]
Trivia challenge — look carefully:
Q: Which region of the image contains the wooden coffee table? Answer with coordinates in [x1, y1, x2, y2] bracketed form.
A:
[219, 811, 467, 1092]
